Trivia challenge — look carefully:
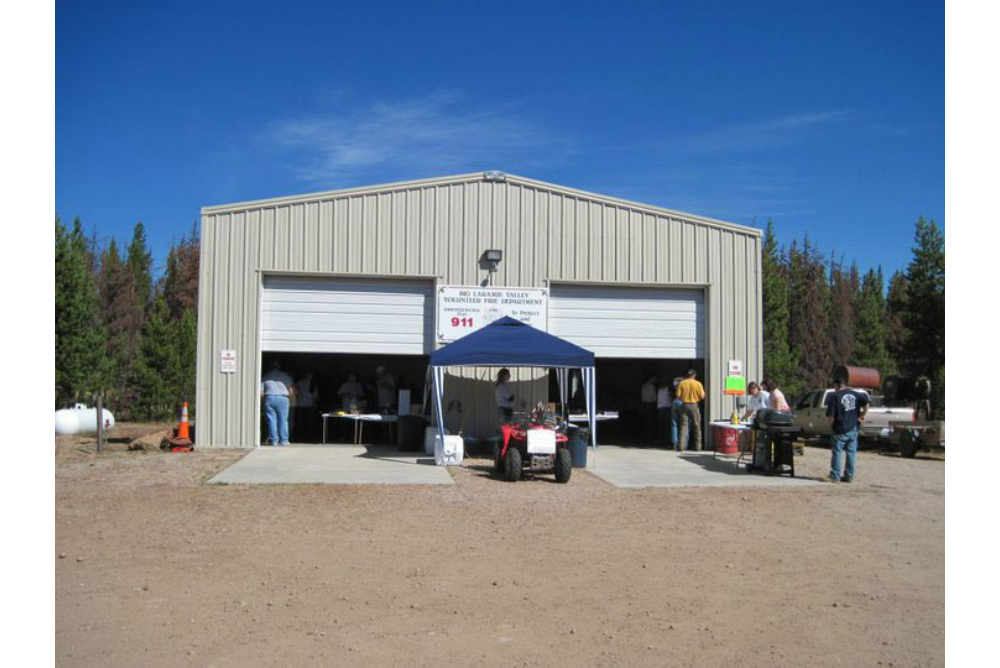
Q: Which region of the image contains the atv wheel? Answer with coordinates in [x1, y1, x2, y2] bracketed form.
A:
[554, 447, 572, 483]
[493, 443, 503, 474]
[503, 446, 522, 482]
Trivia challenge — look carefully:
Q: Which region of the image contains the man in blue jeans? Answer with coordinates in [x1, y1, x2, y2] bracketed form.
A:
[824, 372, 870, 482]
[261, 360, 295, 446]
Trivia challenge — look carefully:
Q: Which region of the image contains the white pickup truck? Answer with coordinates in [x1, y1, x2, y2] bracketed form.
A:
[792, 388, 915, 441]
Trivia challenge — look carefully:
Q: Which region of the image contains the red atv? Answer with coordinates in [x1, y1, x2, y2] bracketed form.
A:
[494, 407, 572, 483]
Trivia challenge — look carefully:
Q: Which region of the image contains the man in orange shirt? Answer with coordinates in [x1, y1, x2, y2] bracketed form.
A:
[676, 369, 706, 451]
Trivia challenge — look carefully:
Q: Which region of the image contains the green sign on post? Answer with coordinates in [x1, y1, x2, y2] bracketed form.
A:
[724, 375, 746, 395]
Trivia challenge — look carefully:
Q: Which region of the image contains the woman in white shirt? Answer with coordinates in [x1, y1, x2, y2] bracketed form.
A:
[742, 381, 771, 421]
[495, 368, 515, 420]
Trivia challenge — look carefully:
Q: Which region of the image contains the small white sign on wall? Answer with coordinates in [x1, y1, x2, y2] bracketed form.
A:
[728, 360, 743, 377]
[220, 349, 237, 374]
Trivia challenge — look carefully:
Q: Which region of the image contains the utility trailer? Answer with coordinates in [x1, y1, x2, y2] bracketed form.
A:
[889, 420, 945, 458]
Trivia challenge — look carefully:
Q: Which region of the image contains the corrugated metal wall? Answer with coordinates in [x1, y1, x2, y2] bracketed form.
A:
[196, 173, 762, 447]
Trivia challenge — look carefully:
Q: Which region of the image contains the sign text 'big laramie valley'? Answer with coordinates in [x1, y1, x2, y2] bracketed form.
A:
[442, 290, 545, 307]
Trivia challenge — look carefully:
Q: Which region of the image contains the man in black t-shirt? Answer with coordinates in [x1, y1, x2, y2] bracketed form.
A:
[824, 374, 871, 483]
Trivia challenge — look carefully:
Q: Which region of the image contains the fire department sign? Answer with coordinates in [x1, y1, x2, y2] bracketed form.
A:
[436, 285, 548, 343]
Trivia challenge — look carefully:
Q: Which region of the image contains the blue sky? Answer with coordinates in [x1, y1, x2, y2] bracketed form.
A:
[56, 0, 943, 276]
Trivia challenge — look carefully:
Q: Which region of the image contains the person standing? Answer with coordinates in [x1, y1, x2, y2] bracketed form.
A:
[640, 376, 659, 446]
[261, 360, 295, 446]
[338, 373, 365, 409]
[295, 371, 316, 441]
[670, 377, 684, 449]
[287, 376, 298, 440]
[825, 373, 870, 483]
[676, 369, 706, 451]
[742, 381, 771, 421]
[495, 368, 515, 419]
[375, 365, 397, 413]
[762, 379, 790, 413]
[656, 380, 673, 448]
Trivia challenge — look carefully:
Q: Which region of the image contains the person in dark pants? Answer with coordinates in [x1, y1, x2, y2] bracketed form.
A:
[676, 369, 705, 451]
[640, 375, 658, 446]
[825, 372, 870, 483]
[656, 380, 674, 448]
[295, 371, 317, 441]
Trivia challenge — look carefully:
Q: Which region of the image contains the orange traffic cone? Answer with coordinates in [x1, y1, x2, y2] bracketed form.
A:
[167, 402, 194, 451]
[177, 402, 191, 440]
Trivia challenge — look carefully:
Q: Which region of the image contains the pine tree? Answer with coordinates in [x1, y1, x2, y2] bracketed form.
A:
[127, 222, 154, 315]
[852, 267, 892, 374]
[902, 217, 945, 378]
[787, 236, 833, 397]
[133, 294, 182, 420]
[902, 217, 945, 417]
[827, 256, 856, 367]
[163, 223, 200, 319]
[760, 221, 798, 388]
[97, 238, 144, 417]
[175, 307, 198, 413]
[885, 270, 909, 373]
[55, 217, 109, 405]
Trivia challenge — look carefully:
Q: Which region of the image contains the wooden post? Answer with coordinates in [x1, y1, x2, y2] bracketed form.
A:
[96, 395, 105, 454]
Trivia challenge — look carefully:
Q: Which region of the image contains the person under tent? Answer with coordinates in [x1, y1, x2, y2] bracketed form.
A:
[495, 368, 515, 420]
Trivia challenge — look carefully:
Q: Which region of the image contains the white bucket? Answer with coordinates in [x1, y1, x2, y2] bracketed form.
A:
[434, 435, 464, 466]
[424, 426, 450, 454]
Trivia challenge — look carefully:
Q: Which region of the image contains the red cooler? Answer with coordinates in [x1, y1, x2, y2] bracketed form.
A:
[712, 424, 740, 454]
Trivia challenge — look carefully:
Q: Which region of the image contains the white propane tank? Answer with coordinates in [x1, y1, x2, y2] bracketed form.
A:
[54, 403, 115, 436]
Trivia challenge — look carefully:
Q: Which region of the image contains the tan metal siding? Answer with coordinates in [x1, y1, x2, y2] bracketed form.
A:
[197, 174, 763, 447]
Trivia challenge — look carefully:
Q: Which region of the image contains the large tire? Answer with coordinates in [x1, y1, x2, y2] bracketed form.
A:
[503, 446, 522, 482]
[554, 447, 572, 483]
[899, 430, 919, 458]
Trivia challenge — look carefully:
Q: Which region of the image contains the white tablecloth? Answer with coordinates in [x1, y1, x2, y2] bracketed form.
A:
[321, 413, 399, 444]
[323, 413, 399, 423]
[568, 412, 619, 423]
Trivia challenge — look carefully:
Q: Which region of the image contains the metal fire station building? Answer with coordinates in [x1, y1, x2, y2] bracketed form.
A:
[195, 172, 763, 447]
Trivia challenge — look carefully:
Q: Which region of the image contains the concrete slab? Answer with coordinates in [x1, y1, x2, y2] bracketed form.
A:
[588, 446, 822, 489]
[208, 445, 454, 485]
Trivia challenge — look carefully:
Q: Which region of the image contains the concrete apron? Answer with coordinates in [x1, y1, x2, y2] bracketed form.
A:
[208, 445, 455, 485]
[587, 446, 822, 489]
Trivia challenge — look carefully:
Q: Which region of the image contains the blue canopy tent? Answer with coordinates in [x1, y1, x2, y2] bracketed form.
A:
[427, 317, 598, 458]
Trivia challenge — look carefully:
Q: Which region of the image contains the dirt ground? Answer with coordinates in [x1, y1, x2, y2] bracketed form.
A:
[56, 424, 944, 667]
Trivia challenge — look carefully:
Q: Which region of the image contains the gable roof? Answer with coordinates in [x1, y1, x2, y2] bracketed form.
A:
[202, 171, 761, 237]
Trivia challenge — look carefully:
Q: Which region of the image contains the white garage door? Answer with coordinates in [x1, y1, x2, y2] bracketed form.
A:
[261, 276, 433, 354]
[549, 284, 705, 358]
